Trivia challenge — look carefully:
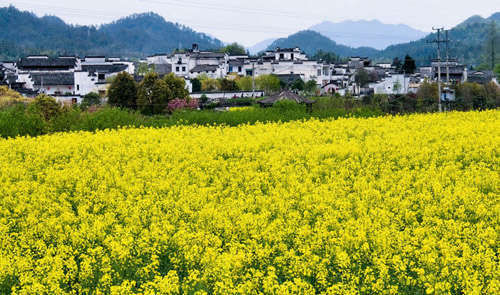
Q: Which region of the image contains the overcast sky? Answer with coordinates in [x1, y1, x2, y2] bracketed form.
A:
[1, 0, 499, 46]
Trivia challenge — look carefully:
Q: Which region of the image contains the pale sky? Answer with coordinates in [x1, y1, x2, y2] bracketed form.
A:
[1, 0, 499, 46]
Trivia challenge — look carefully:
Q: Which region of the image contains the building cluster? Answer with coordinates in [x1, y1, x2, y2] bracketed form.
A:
[146, 44, 497, 97]
[1, 44, 498, 103]
[0, 55, 134, 103]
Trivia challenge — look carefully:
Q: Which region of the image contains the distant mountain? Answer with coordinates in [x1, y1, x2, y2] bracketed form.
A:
[266, 30, 379, 57]
[248, 38, 278, 55]
[267, 13, 500, 66]
[310, 20, 427, 50]
[0, 6, 224, 60]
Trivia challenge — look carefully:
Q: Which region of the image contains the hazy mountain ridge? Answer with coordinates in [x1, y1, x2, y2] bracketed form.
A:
[310, 19, 427, 50]
[267, 30, 378, 57]
[248, 38, 278, 55]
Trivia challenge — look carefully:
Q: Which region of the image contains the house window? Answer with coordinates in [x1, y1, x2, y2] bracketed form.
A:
[229, 66, 233, 72]
[98, 73, 105, 80]
[280, 53, 284, 60]
[176, 67, 180, 72]
[238, 66, 242, 72]
[182, 67, 186, 72]
[317, 69, 322, 76]
[291, 53, 294, 60]
[77, 85, 80, 91]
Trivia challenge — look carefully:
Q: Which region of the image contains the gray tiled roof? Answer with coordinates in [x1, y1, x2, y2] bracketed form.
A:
[31, 72, 75, 86]
[191, 52, 226, 59]
[18, 57, 77, 69]
[82, 64, 128, 74]
[190, 65, 219, 73]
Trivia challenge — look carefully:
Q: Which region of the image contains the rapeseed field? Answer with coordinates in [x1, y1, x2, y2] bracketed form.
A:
[0, 111, 498, 294]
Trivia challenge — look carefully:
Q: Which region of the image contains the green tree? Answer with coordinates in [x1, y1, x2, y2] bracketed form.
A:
[402, 55, 416, 74]
[494, 63, 500, 81]
[137, 73, 171, 115]
[256, 75, 280, 94]
[355, 69, 371, 88]
[312, 50, 339, 63]
[484, 81, 500, 108]
[291, 78, 305, 91]
[455, 82, 488, 110]
[29, 94, 62, 121]
[236, 76, 253, 91]
[304, 80, 318, 93]
[191, 78, 202, 93]
[393, 81, 402, 94]
[136, 63, 155, 76]
[81, 92, 101, 108]
[219, 78, 239, 91]
[163, 73, 189, 99]
[108, 72, 137, 109]
[220, 43, 246, 55]
[416, 80, 438, 111]
[201, 78, 218, 91]
[392, 57, 402, 73]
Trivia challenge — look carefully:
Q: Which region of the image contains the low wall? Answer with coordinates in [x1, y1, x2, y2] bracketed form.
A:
[190, 91, 265, 100]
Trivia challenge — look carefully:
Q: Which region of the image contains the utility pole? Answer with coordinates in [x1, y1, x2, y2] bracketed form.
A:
[429, 27, 445, 112]
[445, 30, 451, 84]
[252, 61, 255, 97]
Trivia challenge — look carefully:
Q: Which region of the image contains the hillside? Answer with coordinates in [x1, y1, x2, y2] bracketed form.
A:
[266, 30, 379, 58]
[310, 20, 427, 50]
[248, 38, 278, 55]
[268, 13, 499, 66]
[377, 18, 500, 66]
[0, 6, 224, 59]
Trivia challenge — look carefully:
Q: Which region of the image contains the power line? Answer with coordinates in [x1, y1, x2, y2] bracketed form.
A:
[428, 27, 447, 112]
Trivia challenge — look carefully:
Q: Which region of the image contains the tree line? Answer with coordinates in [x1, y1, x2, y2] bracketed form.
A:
[108, 72, 190, 115]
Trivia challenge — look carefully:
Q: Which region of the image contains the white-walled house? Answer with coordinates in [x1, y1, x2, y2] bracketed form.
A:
[369, 74, 411, 95]
[12, 55, 133, 98]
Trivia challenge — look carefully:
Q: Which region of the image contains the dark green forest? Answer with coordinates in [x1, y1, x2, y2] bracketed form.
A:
[0, 6, 224, 60]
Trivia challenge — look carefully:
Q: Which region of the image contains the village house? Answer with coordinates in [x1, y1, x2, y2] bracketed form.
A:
[9, 55, 134, 102]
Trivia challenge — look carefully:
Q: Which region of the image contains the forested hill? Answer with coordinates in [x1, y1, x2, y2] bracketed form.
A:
[267, 14, 500, 66]
[377, 19, 499, 66]
[0, 6, 224, 60]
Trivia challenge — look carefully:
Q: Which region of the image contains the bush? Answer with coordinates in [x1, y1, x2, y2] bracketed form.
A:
[200, 94, 209, 104]
[0, 86, 26, 109]
[29, 94, 62, 121]
[81, 92, 101, 109]
[168, 98, 199, 113]
[0, 104, 46, 138]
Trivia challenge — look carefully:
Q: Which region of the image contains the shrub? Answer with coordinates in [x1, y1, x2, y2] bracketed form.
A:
[0, 104, 46, 138]
[0, 86, 26, 109]
[29, 94, 62, 121]
[81, 92, 101, 109]
[168, 98, 199, 113]
[200, 94, 209, 104]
